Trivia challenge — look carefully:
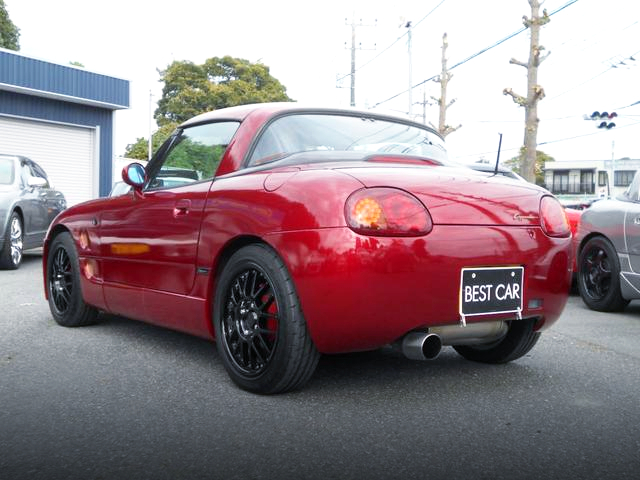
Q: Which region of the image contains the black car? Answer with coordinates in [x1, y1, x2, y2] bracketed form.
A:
[0, 154, 66, 269]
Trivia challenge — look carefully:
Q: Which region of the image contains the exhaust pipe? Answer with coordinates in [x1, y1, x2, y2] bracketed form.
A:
[401, 332, 442, 360]
[399, 321, 508, 361]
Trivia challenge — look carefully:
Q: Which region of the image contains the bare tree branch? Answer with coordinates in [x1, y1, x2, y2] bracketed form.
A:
[539, 51, 551, 64]
[503, 88, 528, 107]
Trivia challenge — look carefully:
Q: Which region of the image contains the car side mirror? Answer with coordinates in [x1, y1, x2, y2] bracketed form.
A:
[27, 177, 48, 188]
[122, 163, 147, 192]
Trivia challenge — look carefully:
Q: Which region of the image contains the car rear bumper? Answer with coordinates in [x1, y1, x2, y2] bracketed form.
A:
[268, 225, 572, 354]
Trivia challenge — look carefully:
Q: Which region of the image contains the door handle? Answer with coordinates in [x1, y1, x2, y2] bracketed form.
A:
[634, 216, 640, 225]
[173, 199, 191, 217]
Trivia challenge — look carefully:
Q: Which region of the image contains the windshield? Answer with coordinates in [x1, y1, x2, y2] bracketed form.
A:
[621, 170, 640, 202]
[248, 113, 448, 166]
[0, 158, 15, 185]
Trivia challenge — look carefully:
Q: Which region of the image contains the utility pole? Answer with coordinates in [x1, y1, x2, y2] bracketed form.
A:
[503, 0, 550, 183]
[406, 20, 413, 117]
[343, 16, 376, 107]
[148, 89, 153, 162]
[431, 33, 461, 137]
[350, 20, 356, 107]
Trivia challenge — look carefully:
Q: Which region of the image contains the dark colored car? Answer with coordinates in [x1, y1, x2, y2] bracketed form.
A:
[42, 104, 571, 393]
[0, 154, 66, 269]
[576, 170, 640, 311]
[468, 162, 527, 182]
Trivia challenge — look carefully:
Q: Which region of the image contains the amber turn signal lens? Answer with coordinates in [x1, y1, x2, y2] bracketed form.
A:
[352, 197, 384, 228]
[345, 188, 433, 236]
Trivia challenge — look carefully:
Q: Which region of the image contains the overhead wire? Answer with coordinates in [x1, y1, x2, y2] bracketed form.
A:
[455, 120, 640, 160]
[371, 0, 582, 109]
[336, 0, 449, 84]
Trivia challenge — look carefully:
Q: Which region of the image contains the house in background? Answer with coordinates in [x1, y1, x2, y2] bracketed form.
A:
[544, 158, 640, 202]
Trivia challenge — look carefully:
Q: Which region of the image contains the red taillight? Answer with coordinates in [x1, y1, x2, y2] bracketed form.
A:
[540, 195, 570, 238]
[345, 188, 433, 236]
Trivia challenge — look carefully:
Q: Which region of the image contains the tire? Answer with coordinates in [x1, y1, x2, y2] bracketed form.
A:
[577, 235, 629, 312]
[46, 232, 99, 327]
[0, 212, 24, 270]
[453, 319, 540, 364]
[213, 244, 319, 394]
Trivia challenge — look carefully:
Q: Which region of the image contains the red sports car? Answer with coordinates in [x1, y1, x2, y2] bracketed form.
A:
[43, 104, 571, 393]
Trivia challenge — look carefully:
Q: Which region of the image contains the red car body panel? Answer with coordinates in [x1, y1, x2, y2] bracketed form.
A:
[268, 226, 569, 353]
[43, 104, 572, 355]
[564, 207, 582, 273]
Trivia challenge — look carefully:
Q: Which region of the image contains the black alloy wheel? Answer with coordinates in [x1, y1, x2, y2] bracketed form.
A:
[214, 244, 319, 394]
[578, 235, 629, 312]
[221, 267, 279, 376]
[49, 242, 73, 316]
[46, 232, 98, 327]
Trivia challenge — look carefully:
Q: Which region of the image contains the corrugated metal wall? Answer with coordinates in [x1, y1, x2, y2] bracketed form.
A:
[0, 90, 113, 196]
[0, 50, 129, 108]
[0, 49, 130, 197]
[0, 115, 96, 205]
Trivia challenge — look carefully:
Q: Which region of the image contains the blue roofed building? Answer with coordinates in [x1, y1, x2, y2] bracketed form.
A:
[0, 48, 130, 205]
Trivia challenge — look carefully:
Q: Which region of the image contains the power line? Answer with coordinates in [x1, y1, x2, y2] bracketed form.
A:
[546, 47, 639, 102]
[337, 0, 448, 84]
[413, 0, 449, 30]
[456, 119, 640, 160]
[618, 100, 640, 109]
[372, 0, 582, 109]
[539, 119, 640, 146]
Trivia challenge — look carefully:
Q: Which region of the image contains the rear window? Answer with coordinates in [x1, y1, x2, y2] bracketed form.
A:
[0, 158, 15, 185]
[248, 113, 448, 166]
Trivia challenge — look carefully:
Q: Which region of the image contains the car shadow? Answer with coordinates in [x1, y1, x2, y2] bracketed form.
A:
[87, 312, 544, 397]
[20, 250, 43, 266]
[94, 312, 219, 360]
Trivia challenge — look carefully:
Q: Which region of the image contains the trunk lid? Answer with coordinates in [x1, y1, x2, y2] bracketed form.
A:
[335, 165, 544, 227]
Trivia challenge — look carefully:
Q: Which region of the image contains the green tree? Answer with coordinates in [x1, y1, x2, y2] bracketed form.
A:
[505, 146, 554, 186]
[124, 122, 178, 160]
[0, 0, 20, 50]
[154, 56, 292, 126]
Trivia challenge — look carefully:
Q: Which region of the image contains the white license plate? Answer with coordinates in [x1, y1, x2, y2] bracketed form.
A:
[459, 266, 524, 317]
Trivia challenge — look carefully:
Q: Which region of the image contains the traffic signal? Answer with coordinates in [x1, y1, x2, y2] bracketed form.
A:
[589, 111, 617, 129]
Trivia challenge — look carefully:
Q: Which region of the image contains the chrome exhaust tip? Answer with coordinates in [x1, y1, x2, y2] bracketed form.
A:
[401, 332, 442, 361]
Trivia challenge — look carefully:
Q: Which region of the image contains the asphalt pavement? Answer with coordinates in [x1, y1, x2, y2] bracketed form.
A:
[1, 252, 639, 480]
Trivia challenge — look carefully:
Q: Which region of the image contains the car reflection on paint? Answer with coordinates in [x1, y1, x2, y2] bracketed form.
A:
[0, 154, 66, 269]
[42, 103, 572, 394]
[109, 176, 196, 196]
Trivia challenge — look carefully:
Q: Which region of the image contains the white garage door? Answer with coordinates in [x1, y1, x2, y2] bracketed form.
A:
[0, 115, 97, 206]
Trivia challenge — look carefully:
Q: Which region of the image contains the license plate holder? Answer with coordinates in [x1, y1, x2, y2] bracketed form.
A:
[459, 266, 524, 317]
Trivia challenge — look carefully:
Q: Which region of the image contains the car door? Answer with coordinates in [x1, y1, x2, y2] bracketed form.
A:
[623, 172, 640, 284]
[100, 121, 239, 303]
[18, 161, 48, 245]
[28, 160, 66, 225]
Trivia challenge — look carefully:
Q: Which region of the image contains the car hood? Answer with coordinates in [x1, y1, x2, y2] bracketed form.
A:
[334, 165, 545, 227]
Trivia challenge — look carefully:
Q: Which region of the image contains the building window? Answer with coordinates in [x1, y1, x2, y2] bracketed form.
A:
[552, 171, 569, 194]
[580, 171, 594, 194]
[614, 170, 635, 187]
[598, 171, 608, 187]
